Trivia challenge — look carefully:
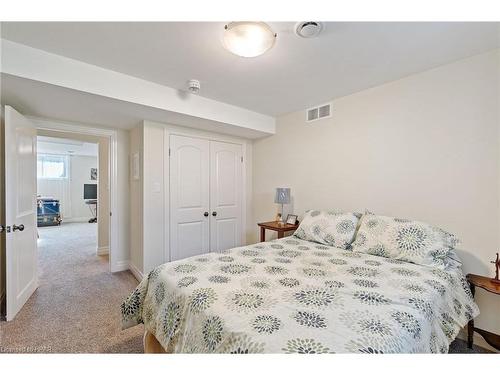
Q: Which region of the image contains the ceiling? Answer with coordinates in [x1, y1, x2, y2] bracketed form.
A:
[1, 74, 268, 138]
[37, 136, 98, 156]
[2, 22, 499, 116]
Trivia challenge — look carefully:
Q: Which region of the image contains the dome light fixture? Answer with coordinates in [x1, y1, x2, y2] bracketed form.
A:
[223, 22, 276, 58]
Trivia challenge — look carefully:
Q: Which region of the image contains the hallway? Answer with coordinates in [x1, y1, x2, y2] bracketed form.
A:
[0, 222, 143, 353]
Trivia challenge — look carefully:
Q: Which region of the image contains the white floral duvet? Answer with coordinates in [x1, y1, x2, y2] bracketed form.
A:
[121, 237, 479, 353]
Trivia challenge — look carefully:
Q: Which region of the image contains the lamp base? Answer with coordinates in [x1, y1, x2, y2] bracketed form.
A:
[275, 213, 283, 224]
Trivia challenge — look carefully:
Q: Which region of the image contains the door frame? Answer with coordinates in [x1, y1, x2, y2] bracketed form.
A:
[164, 126, 248, 263]
[29, 117, 121, 272]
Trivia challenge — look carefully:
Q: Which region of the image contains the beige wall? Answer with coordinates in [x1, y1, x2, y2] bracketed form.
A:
[253, 50, 500, 346]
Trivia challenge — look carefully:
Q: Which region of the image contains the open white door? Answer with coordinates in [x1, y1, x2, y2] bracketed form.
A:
[5, 106, 38, 321]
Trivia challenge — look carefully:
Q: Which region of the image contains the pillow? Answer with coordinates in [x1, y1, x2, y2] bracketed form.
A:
[294, 210, 360, 249]
[351, 213, 460, 268]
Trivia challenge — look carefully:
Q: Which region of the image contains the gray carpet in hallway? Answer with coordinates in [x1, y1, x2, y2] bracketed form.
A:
[0, 222, 492, 353]
[0, 222, 143, 353]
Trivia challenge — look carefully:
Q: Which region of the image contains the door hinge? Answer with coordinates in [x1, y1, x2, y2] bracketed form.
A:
[240, 156, 243, 163]
[169, 148, 171, 156]
[110, 212, 112, 216]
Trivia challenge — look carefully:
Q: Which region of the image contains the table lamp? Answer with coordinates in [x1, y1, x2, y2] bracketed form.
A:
[274, 188, 290, 225]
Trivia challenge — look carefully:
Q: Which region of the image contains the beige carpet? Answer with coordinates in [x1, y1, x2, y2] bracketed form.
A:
[0, 222, 144, 353]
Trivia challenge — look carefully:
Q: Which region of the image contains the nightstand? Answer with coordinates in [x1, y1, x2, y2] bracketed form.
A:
[466, 273, 500, 351]
[258, 221, 299, 242]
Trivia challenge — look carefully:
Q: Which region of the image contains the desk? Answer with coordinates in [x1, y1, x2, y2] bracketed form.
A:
[85, 199, 97, 223]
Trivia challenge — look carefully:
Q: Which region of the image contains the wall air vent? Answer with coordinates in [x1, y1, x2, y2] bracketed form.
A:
[306, 103, 331, 122]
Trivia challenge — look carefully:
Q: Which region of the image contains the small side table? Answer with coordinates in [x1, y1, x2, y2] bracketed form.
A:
[258, 221, 299, 242]
[466, 273, 500, 351]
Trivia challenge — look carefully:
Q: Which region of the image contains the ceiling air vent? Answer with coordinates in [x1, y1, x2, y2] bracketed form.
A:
[295, 22, 323, 38]
[306, 103, 331, 122]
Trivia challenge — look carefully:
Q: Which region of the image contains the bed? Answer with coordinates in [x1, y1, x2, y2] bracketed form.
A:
[121, 236, 478, 353]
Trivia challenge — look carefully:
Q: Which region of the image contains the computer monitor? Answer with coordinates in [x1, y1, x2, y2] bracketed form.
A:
[84, 184, 97, 200]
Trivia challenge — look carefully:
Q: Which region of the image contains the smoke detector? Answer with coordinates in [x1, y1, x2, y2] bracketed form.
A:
[295, 22, 323, 38]
[187, 79, 201, 94]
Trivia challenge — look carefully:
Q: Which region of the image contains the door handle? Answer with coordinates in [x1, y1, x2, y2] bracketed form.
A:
[13, 224, 25, 232]
[212, 211, 217, 217]
[203, 212, 209, 217]
[0, 225, 4, 233]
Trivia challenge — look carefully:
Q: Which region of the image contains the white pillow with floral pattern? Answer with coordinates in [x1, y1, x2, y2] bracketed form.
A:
[351, 214, 460, 268]
[293, 210, 360, 249]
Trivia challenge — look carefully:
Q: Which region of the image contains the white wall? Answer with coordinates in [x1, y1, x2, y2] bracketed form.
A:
[129, 125, 144, 276]
[142, 123, 166, 274]
[37, 155, 98, 220]
[37, 175, 71, 218]
[253, 50, 500, 347]
[70, 156, 98, 218]
[72, 155, 97, 219]
[0, 106, 5, 315]
[97, 138, 110, 253]
[110, 128, 130, 271]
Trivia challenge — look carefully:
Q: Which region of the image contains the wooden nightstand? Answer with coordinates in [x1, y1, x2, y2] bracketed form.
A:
[466, 273, 500, 351]
[258, 221, 299, 242]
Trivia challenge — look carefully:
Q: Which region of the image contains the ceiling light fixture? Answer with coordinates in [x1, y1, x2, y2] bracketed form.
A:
[223, 22, 276, 58]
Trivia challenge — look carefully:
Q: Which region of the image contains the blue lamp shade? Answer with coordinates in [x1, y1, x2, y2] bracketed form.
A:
[274, 188, 290, 205]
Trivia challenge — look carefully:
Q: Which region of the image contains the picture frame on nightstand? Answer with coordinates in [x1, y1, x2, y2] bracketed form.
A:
[286, 214, 298, 225]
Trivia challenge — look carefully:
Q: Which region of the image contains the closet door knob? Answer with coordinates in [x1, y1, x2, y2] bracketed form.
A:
[203, 212, 209, 217]
[212, 211, 217, 217]
[13, 224, 25, 232]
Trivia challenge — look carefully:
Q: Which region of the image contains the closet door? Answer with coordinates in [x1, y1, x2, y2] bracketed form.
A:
[209, 141, 242, 253]
[170, 135, 210, 261]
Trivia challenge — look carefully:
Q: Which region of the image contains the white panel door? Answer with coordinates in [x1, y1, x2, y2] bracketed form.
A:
[209, 141, 242, 253]
[170, 135, 210, 261]
[5, 106, 38, 321]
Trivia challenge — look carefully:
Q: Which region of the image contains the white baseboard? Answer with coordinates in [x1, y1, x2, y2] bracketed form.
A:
[96, 246, 109, 256]
[128, 261, 144, 282]
[112, 260, 130, 273]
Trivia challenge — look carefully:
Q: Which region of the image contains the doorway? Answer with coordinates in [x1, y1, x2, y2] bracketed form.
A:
[36, 135, 106, 272]
[36, 128, 111, 259]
